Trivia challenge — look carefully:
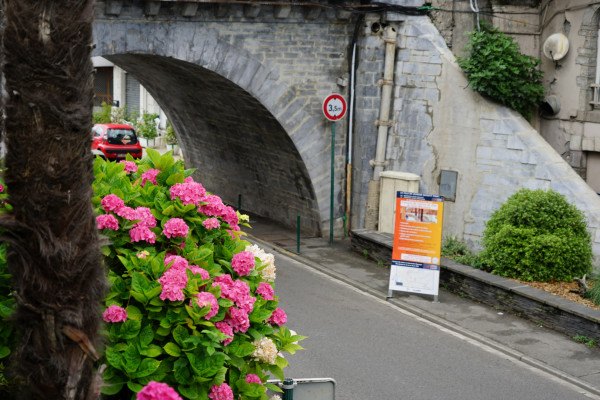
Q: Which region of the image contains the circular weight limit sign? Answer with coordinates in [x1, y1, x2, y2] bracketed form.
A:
[323, 94, 347, 121]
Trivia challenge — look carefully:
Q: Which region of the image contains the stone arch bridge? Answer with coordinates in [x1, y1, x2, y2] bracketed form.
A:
[94, 1, 600, 269]
[93, 0, 395, 236]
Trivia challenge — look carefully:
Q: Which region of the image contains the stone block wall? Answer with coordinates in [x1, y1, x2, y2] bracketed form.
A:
[361, 15, 600, 272]
[93, 0, 358, 236]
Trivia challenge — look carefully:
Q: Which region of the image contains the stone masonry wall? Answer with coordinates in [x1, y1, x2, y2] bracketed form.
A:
[93, 0, 357, 236]
[377, 15, 600, 272]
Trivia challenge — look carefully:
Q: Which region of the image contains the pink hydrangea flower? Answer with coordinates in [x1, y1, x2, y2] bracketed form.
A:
[208, 383, 233, 400]
[231, 251, 255, 276]
[0, 183, 4, 192]
[102, 305, 127, 323]
[267, 308, 287, 326]
[115, 206, 137, 220]
[134, 207, 156, 228]
[203, 218, 220, 230]
[163, 218, 189, 239]
[256, 282, 274, 301]
[164, 255, 188, 270]
[190, 292, 219, 320]
[137, 250, 149, 259]
[225, 307, 250, 333]
[141, 168, 160, 186]
[130, 226, 156, 244]
[158, 266, 188, 302]
[101, 194, 124, 213]
[221, 206, 239, 227]
[119, 160, 137, 174]
[188, 265, 210, 280]
[215, 321, 234, 345]
[245, 374, 262, 385]
[198, 194, 226, 217]
[137, 381, 182, 400]
[97, 214, 119, 230]
[170, 180, 206, 206]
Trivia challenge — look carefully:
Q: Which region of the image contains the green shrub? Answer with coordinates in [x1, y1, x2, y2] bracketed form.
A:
[457, 23, 545, 120]
[0, 152, 305, 398]
[93, 102, 113, 124]
[585, 281, 600, 307]
[478, 189, 593, 282]
[164, 121, 178, 145]
[441, 236, 482, 269]
[135, 111, 160, 140]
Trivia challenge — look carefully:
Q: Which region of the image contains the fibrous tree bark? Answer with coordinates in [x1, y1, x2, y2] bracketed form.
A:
[1, 1, 106, 399]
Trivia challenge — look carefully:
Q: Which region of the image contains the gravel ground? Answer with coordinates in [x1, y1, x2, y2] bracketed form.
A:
[513, 279, 599, 310]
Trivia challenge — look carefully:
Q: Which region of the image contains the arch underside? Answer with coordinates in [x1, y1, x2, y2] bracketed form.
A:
[105, 54, 321, 235]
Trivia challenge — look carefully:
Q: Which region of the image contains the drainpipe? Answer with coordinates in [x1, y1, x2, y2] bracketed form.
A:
[345, 15, 364, 236]
[364, 25, 397, 230]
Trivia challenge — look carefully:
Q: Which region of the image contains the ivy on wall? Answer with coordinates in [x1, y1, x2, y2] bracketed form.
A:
[457, 24, 545, 120]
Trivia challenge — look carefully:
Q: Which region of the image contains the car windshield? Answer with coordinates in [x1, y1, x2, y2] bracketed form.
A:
[106, 128, 138, 145]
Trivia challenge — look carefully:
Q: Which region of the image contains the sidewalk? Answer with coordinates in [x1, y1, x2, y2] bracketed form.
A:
[244, 215, 600, 396]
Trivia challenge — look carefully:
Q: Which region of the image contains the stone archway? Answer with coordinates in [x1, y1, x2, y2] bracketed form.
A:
[102, 53, 322, 234]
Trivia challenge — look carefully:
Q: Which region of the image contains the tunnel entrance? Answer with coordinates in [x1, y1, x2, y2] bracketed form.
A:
[104, 54, 321, 235]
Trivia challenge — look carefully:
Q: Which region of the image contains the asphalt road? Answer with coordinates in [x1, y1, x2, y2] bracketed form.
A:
[274, 252, 600, 400]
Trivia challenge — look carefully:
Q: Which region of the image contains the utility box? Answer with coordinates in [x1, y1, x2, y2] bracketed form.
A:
[378, 171, 420, 233]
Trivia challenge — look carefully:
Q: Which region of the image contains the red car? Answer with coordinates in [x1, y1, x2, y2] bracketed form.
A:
[92, 123, 143, 160]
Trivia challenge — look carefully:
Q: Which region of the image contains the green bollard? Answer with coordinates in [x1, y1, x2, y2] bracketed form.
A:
[282, 378, 295, 400]
[297, 215, 301, 254]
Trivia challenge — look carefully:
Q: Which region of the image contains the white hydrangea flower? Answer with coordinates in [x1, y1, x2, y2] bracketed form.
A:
[238, 212, 250, 223]
[245, 244, 277, 282]
[270, 395, 282, 400]
[259, 264, 276, 282]
[251, 337, 278, 365]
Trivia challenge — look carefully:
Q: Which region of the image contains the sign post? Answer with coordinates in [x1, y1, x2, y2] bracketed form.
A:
[388, 191, 444, 302]
[322, 94, 347, 244]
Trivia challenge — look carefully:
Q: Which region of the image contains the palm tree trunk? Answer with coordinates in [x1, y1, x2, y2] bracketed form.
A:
[1, 1, 107, 399]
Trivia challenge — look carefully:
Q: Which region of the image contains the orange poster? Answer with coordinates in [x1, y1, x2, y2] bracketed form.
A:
[389, 192, 444, 296]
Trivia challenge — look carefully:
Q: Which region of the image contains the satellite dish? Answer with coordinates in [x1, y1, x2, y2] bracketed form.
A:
[543, 33, 569, 61]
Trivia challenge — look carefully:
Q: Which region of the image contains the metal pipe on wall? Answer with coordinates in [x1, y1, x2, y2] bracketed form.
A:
[372, 25, 397, 181]
[364, 24, 397, 229]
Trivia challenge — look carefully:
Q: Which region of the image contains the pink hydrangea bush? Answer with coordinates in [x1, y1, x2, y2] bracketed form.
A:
[93, 150, 304, 399]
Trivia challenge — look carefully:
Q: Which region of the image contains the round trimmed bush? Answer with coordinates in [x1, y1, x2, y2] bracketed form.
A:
[479, 189, 592, 282]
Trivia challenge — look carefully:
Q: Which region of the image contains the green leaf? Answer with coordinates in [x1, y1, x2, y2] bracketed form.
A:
[178, 382, 207, 400]
[174, 358, 193, 385]
[101, 382, 125, 396]
[126, 305, 143, 321]
[139, 324, 154, 348]
[105, 347, 124, 369]
[133, 358, 161, 378]
[267, 364, 285, 381]
[275, 356, 288, 369]
[173, 325, 190, 347]
[120, 319, 141, 340]
[229, 341, 255, 358]
[140, 344, 163, 358]
[166, 173, 185, 186]
[130, 290, 148, 306]
[162, 205, 175, 216]
[145, 285, 162, 300]
[164, 342, 182, 357]
[0, 346, 10, 359]
[127, 381, 144, 393]
[132, 272, 151, 294]
[124, 344, 141, 373]
[265, 383, 283, 393]
[282, 343, 304, 354]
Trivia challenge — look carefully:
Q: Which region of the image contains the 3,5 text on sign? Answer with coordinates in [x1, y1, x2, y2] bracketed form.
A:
[322, 94, 347, 121]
